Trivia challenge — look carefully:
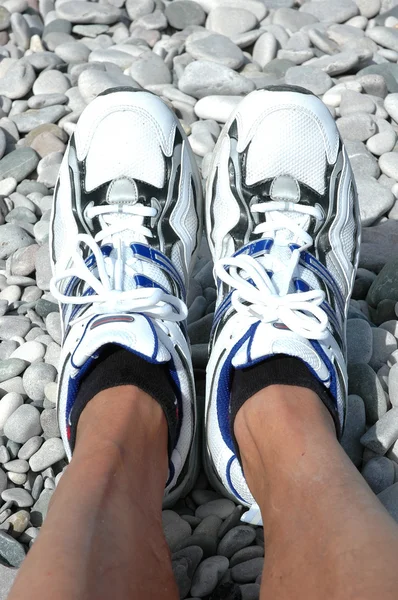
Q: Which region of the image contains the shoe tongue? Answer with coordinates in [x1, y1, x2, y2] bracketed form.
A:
[231, 321, 331, 384]
[106, 177, 139, 205]
[71, 313, 171, 369]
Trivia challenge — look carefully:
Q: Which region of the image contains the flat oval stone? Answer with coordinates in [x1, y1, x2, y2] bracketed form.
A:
[0, 530, 25, 566]
[165, 0, 206, 29]
[179, 60, 255, 99]
[206, 7, 257, 37]
[0, 59, 35, 100]
[29, 437, 66, 472]
[0, 149, 39, 184]
[0, 358, 27, 383]
[380, 152, 398, 180]
[191, 556, 229, 597]
[218, 526, 256, 558]
[285, 65, 333, 95]
[1, 487, 33, 507]
[4, 404, 42, 443]
[0, 315, 31, 339]
[56, 1, 121, 24]
[186, 31, 244, 70]
[196, 499, 236, 519]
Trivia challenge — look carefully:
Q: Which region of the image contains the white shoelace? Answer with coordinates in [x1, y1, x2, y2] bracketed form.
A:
[51, 203, 188, 326]
[214, 200, 329, 340]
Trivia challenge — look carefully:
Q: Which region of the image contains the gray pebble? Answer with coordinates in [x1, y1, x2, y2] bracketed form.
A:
[206, 7, 257, 37]
[336, 114, 376, 142]
[367, 259, 398, 306]
[356, 176, 394, 226]
[348, 363, 388, 424]
[195, 514, 222, 538]
[23, 362, 57, 402]
[4, 404, 42, 444]
[230, 546, 264, 568]
[252, 32, 278, 69]
[29, 437, 65, 472]
[1, 487, 33, 507]
[163, 510, 192, 551]
[284, 66, 333, 95]
[0, 530, 25, 567]
[30, 487, 53, 527]
[231, 557, 263, 584]
[0, 316, 29, 340]
[361, 407, 398, 454]
[0, 149, 39, 184]
[165, 1, 205, 29]
[299, 0, 358, 23]
[369, 328, 397, 371]
[186, 31, 244, 70]
[18, 436, 43, 460]
[218, 505, 244, 540]
[57, 1, 121, 24]
[0, 60, 35, 100]
[362, 456, 395, 493]
[40, 408, 60, 439]
[191, 555, 229, 597]
[196, 498, 235, 520]
[179, 60, 255, 99]
[3, 459, 28, 473]
[33, 70, 70, 96]
[218, 526, 256, 559]
[31, 474, 43, 501]
[0, 358, 27, 383]
[0, 447, 10, 465]
[367, 129, 396, 156]
[0, 468, 6, 495]
[11, 105, 67, 134]
[379, 152, 398, 180]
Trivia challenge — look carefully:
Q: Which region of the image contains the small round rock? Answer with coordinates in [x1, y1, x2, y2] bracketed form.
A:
[3, 404, 42, 444]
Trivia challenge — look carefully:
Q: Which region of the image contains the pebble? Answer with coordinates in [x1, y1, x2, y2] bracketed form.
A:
[0, 315, 31, 339]
[30, 488, 53, 527]
[206, 7, 257, 37]
[0, 530, 25, 566]
[4, 509, 29, 539]
[165, 1, 206, 29]
[196, 499, 236, 519]
[3, 459, 28, 473]
[29, 437, 65, 472]
[57, 1, 121, 24]
[367, 129, 396, 156]
[336, 114, 377, 142]
[0, 148, 39, 183]
[1, 487, 33, 508]
[191, 555, 229, 597]
[284, 66, 333, 95]
[379, 152, 398, 180]
[231, 557, 264, 584]
[10, 341, 45, 363]
[186, 32, 244, 70]
[300, 0, 358, 22]
[356, 176, 394, 226]
[163, 510, 192, 551]
[194, 95, 241, 123]
[179, 60, 255, 98]
[230, 546, 264, 568]
[11, 106, 67, 134]
[0, 358, 27, 384]
[361, 407, 398, 453]
[0, 60, 35, 100]
[348, 363, 388, 423]
[362, 456, 395, 493]
[3, 404, 42, 443]
[253, 32, 278, 69]
[33, 70, 70, 96]
[218, 526, 256, 559]
[18, 436, 43, 460]
[370, 328, 397, 371]
[22, 361, 57, 401]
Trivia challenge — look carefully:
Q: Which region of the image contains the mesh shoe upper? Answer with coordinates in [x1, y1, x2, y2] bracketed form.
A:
[205, 88, 361, 516]
[50, 89, 202, 505]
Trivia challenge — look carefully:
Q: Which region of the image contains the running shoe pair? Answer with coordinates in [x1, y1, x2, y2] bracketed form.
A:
[50, 86, 361, 522]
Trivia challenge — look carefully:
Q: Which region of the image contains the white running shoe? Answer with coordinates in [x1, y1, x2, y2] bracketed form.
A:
[50, 88, 202, 506]
[204, 86, 361, 523]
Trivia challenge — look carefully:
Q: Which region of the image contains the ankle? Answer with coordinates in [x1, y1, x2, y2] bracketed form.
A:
[234, 385, 336, 497]
[76, 385, 168, 464]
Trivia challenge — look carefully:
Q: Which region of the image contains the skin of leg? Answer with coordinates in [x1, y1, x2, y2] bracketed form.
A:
[8, 385, 178, 600]
[234, 385, 398, 600]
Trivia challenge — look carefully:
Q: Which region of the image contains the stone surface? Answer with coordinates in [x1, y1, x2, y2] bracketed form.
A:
[179, 60, 255, 98]
[284, 66, 333, 95]
[3, 404, 42, 444]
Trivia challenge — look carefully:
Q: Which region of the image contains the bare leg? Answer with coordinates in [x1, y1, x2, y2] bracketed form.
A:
[235, 385, 398, 600]
[8, 386, 178, 600]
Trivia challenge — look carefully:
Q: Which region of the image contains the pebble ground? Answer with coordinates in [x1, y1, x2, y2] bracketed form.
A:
[1, 0, 398, 598]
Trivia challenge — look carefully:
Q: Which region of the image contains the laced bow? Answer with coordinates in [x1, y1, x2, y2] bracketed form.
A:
[51, 202, 188, 325]
[214, 200, 329, 340]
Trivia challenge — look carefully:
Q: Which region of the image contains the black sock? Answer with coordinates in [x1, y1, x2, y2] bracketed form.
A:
[69, 345, 178, 455]
[230, 354, 340, 461]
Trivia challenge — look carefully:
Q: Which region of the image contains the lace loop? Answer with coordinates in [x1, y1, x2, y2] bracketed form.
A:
[215, 200, 329, 341]
[50, 203, 188, 326]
